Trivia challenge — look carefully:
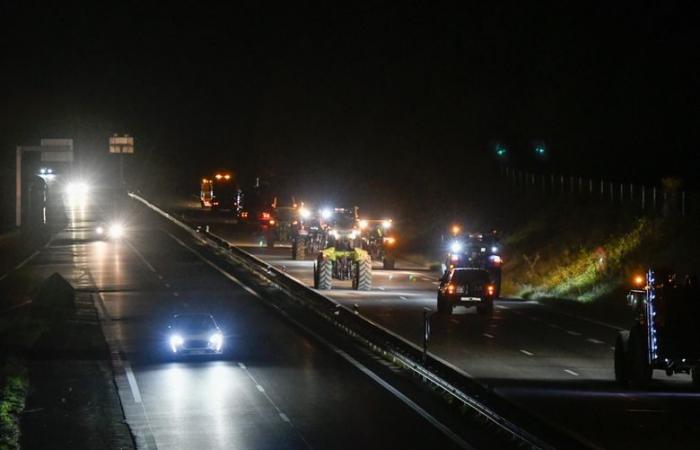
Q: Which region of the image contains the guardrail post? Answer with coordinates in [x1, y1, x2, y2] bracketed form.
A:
[423, 307, 433, 365]
[353, 303, 360, 314]
[682, 191, 686, 216]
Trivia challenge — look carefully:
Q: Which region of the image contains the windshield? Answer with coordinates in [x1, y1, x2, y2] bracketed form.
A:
[452, 270, 489, 284]
[174, 314, 216, 332]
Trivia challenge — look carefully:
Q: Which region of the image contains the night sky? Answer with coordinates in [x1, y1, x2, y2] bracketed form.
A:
[2, 2, 699, 205]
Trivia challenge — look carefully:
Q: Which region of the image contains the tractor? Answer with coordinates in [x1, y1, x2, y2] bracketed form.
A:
[359, 218, 397, 269]
[313, 207, 372, 291]
[615, 269, 700, 389]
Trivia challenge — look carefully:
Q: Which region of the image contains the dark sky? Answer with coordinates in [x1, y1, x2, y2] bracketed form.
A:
[2, 1, 699, 198]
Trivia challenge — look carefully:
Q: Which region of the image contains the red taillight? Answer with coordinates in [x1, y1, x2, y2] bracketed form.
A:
[486, 284, 495, 296]
[261, 212, 271, 220]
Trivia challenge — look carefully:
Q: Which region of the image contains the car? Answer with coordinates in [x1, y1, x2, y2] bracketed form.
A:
[437, 268, 496, 315]
[167, 313, 224, 356]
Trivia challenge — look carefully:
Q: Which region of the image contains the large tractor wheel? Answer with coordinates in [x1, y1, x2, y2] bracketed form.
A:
[382, 256, 396, 270]
[315, 257, 332, 290]
[614, 331, 630, 386]
[437, 295, 452, 315]
[292, 240, 306, 260]
[628, 326, 652, 389]
[353, 259, 372, 291]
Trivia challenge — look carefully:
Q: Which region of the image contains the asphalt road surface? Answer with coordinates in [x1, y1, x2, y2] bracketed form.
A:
[165, 196, 700, 450]
[2, 191, 470, 450]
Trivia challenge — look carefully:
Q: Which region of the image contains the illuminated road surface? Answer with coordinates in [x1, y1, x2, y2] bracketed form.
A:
[3, 194, 463, 450]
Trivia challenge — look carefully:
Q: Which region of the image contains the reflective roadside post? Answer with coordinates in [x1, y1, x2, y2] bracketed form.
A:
[423, 307, 433, 365]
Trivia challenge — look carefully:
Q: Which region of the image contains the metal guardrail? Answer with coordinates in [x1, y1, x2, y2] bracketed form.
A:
[128, 192, 560, 450]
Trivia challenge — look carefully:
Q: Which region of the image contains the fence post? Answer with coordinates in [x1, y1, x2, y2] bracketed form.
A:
[619, 183, 624, 203]
[641, 186, 646, 211]
[560, 175, 564, 194]
[610, 181, 614, 203]
[600, 179, 604, 196]
[653, 187, 657, 211]
[589, 178, 593, 195]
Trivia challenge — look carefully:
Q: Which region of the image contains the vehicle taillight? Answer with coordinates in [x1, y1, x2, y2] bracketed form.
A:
[261, 212, 271, 220]
[240, 211, 249, 219]
[486, 284, 495, 296]
[447, 284, 456, 294]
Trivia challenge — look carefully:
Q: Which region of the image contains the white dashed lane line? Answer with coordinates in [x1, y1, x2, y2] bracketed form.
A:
[566, 330, 582, 336]
[519, 349, 534, 356]
[586, 338, 605, 345]
[482, 333, 495, 339]
[564, 369, 580, 376]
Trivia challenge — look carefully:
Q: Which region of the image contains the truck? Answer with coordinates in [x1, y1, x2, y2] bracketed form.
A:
[200, 173, 242, 212]
[615, 269, 700, 389]
[444, 230, 503, 298]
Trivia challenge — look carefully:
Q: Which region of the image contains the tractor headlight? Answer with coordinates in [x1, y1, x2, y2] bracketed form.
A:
[108, 223, 125, 239]
[209, 332, 223, 351]
[449, 241, 463, 253]
[382, 219, 392, 230]
[170, 334, 184, 352]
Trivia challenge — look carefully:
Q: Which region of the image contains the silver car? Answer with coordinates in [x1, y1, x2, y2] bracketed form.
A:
[167, 313, 224, 356]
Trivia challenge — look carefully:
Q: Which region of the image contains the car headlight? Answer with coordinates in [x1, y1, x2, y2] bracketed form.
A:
[108, 224, 125, 239]
[449, 241, 463, 253]
[96, 226, 104, 235]
[209, 332, 223, 350]
[382, 219, 392, 230]
[170, 334, 184, 352]
[66, 182, 88, 197]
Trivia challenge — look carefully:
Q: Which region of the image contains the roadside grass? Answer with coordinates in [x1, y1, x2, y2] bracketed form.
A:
[0, 359, 27, 450]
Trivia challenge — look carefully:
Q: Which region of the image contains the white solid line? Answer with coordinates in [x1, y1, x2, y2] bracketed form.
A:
[564, 369, 579, 376]
[520, 349, 534, 356]
[586, 338, 605, 344]
[125, 239, 157, 272]
[566, 330, 582, 336]
[482, 333, 495, 339]
[163, 229, 473, 449]
[124, 361, 143, 403]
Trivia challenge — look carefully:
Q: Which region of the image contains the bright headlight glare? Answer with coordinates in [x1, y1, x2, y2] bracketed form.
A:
[66, 182, 88, 197]
[109, 224, 125, 238]
[450, 241, 463, 253]
[491, 246, 499, 253]
[299, 207, 311, 219]
[320, 208, 333, 220]
[96, 226, 104, 235]
[170, 334, 184, 352]
[359, 220, 368, 229]
[209, 332, 223, 344]
[382, 220, 392, 229]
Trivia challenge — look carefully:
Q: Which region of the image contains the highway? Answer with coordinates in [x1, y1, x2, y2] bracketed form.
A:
[162, 195, 700, 450]
[3, 191, 480, 450]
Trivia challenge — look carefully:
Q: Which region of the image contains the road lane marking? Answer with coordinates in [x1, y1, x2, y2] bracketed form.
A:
[586, 338, 605, 344]
[564, 369, 579, 376]
[399, 296, 407, 300]
[173, 292, 179, 297]
[495, 305, 509, 310]
[165, 283, 171, 288]
[238, 362, 246, 369]
[164, 230, 474, 449]
[431, 281, 440, 285]
[548, 323, 561, 329]
[279, 413, 291, 422]
[256, 384, 265, 393]
[566, 330, 582, 336]
[124, 361, 143, 403]
[610, 346, 616, 351]
[125, 239, 157, 272]
[519, 350, 534, 356]
[482, 333, 495, 339]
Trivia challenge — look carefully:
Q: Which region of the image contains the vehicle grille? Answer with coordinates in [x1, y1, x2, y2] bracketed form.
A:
[185, 339, 209, 348]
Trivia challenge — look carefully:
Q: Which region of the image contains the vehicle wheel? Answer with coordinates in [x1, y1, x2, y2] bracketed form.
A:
[477, 298, 493, 315]
[382, 256, 396, 270]
[692, 367, 700, 389]
[614, 331, 630, 386]
[437, 295, 452, 315]
[628, 326, 652, 389]
[353, 259, 372, 291]
[315, 257, 332, 290]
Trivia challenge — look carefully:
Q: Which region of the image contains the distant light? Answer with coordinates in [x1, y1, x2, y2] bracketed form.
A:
[40, 168, 47, 174]
[359, 219, 368, 229]
[215, 174, 223, 179]
[224, 174, 231, 180]
[382, 219, 392, 230]
[384, 237, 396, 245]
[320, 208, 333, 220]
[633, 275, 645, 286]
[47, 168, 53, 174]
[451, 225, 461, 236]
[108, 223, 125, 239]
[299, 207, 311, 220]
[96, 226, 104, 235]
[491, 246, 498, 253]
[450, 241, 463, 253]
